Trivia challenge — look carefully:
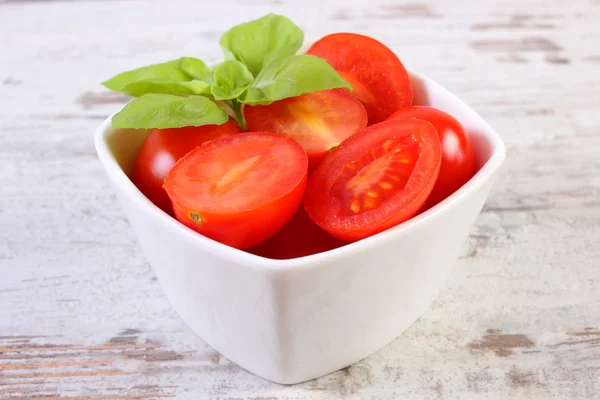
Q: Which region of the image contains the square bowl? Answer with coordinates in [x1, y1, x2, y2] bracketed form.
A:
[95, 70, 506, 384]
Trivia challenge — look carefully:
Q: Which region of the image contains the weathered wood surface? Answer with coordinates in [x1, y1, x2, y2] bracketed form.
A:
[1, 0, 599, 398]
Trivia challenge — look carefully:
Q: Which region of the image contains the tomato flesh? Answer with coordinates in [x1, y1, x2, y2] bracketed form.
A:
[164, 132, 308, 249]
[307, 33, 413, 124]
[132, 120, 241, 213]
[247, 207, 346, 259]
[386, 106, 475, 209]
[305, 119, 441, 242]
[244, 89, 367, 171]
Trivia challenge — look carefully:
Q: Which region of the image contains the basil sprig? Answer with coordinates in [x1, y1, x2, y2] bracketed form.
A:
[102, 14, 351, 130]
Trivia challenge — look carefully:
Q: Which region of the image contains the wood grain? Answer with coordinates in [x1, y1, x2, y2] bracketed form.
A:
[1, 0, 599, 398]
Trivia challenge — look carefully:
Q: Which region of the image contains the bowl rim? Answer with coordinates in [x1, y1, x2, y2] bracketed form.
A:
[95, 69, 506, 271]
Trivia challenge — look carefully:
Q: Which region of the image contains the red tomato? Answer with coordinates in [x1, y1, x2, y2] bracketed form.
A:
[305, 119, 441, 242]
[164, 132, 308, 249]
[244, 89, 367, 171]
[247, 207, 347, 259]
[386, 106, 475, 209]
[132, 120, 241, 213]
[307, 33, 413, 124]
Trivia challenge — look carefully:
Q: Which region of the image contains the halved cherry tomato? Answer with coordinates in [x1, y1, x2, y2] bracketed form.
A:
[307, 33, 413, 124]
[164, 132, 308, 249]
[386, 106, 475, 209]
[132, 120, 241, 213]
[244, 89, 367, 171]
[305, 119, 441, 242]
[247, 207, 347, 259]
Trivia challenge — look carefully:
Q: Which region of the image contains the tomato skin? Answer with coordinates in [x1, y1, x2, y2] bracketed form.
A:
[171, 182, 306, 249]
[305, 119, 441, 242]
[247, 207, 346, 259]
[164, 132, 308, 249]
[132, 120, 242, 213]
[307, 33, 413, 124]
[244, 89, 367, 171]
[386, 106, 475, 209]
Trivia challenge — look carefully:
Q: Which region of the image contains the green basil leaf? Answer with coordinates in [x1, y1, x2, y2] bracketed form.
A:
[211, 60, 254, 101]
[219, 14, 304, 76]
[179, 57, 213, 84]
[111, 94, 228, 129]
[242, 54, 352, 105]
[103, 57, 212, 96]
[122, 78, 212, 97]
[103, 59, 189, 92]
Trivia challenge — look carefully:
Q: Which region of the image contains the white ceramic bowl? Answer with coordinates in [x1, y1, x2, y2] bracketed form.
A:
[95, 70, 505, 384]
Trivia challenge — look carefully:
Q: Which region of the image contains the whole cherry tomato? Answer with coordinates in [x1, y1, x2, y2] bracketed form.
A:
[248, 207, 346, 259]
[386, 106, 475, 209]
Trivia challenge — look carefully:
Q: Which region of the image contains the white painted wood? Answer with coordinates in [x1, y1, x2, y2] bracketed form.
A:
[0, 0, 599, 398]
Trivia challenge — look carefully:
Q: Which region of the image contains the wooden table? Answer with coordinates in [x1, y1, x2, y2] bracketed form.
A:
[1, 0, 599, 398]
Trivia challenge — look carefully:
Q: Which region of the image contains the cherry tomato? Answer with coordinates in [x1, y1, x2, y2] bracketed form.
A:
[386, 106, 475, 209]
[244, 89, 367, 171]
[247, 207, 347, 259]
[132, 120, 242, 213]
[164, 132, 308, 249]
[307, 33, 413, 125]
[305, 119, 441, 242]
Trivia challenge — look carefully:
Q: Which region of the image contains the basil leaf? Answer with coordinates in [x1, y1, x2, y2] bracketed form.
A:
[111, 94, 228, 129]
[242, 55, 352, 105]
[179, 57, 213, 83]
[103, 57, 212, 96]
[219, 14, 304, 76]
[122, 78, 212, 97]
[211, 60, 254, 101]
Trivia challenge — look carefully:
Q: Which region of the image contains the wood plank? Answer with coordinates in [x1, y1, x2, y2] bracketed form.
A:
[1, 0, 599, 398]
